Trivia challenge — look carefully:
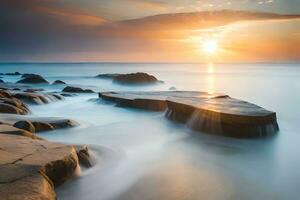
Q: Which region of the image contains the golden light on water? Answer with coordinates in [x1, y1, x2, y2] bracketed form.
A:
[201, 39, 219, 55]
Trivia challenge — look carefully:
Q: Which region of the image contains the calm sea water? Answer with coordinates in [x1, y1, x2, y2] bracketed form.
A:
[1, 63, 300, 200]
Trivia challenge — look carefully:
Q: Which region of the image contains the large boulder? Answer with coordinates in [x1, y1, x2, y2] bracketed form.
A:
[0, 134, 80, 199]
[113, 73, 159, 84]
[99, 91, 279, 138]
[17, 74, 49, 84]
[62, 86, 94, 93]
[96, 72, 160, 85]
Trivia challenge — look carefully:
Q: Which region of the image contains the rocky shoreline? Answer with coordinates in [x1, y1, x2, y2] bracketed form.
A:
[0, 71, 280, 199]
[0, 75, 94, 200]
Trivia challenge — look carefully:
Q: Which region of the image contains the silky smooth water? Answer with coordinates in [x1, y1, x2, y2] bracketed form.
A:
[1, 63, 300, 200]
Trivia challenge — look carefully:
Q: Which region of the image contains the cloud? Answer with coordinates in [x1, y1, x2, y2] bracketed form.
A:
[0, 8, 299, 62]
[1, 0, 106, 26]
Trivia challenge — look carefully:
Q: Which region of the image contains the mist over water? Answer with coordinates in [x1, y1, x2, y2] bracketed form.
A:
[1, 63, 300, 199]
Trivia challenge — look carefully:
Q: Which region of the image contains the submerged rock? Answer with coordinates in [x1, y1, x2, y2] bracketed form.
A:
[0, 134, 79, 199]
[96, 72, 160, 85]
[52, 80, 66, 85]
[99, 91, 279, 138]
[17, 74, 49, 84]
[62, 86, 94, 93]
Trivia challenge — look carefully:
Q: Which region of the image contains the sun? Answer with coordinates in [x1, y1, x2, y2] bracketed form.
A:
[201, 39, 219, 54]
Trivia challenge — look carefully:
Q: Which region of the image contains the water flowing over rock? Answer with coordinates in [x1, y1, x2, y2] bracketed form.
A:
[12, 92, 64, 105]
[99, 91, 279, 138]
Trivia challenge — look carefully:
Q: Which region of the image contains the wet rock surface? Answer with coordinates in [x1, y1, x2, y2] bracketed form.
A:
[96, 72, 159, 85]
[99, 91, 279, 138]
[62, 86, 95, 93]
[0, 134, 80, 200]
[17, 74, 49, 84]
[12, 92, 64, 105]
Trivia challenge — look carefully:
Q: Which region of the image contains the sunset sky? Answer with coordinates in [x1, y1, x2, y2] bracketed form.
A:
[0, 0, 299, 62]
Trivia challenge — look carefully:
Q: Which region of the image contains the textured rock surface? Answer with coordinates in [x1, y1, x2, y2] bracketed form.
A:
[96, 72, 159, 85]
[17, 74, 49, 84]
[12, 92, 64, 105]
[62, 86, 94, 93]
[99, 91, 279, 138]
[0, 124, 38, 139]
[0, 97, 30, 115]
[13, 120, 36, 133]
[0, 134, 80, 200]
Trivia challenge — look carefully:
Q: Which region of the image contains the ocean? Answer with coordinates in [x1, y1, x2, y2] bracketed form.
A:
[1, 62, 300, 200]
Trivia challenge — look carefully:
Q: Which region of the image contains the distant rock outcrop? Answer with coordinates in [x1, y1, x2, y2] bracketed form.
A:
[96, 72, 160, 85]
[62, 86, 94, 93]
[17, 74, 49, 84]
[52, 80, 66, 85]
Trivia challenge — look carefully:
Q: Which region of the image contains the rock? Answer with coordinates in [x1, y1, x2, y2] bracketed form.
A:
[0, 124, 37, 139]
[32, 122, 55, 132]
[0, 90, 12, 98]
[13, 120, 36, 133]
[0, 97, 30, 114]
[0, 102, 28, 115]
[62, 86, 95, 93]
[113, 73, 158, 84]
[76, 146, 92, 168]
[96, 72, 159, 85]
[99, 91, 279, 138]
[0, 79, 4, 83]
[52, 80, 66, 85]
[48, 119, 78, 129]
[0, 134, 80, 199]
[17, 74, 49, 84]
[5, 72, 21, 75]
[13, 92, 64, 105]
